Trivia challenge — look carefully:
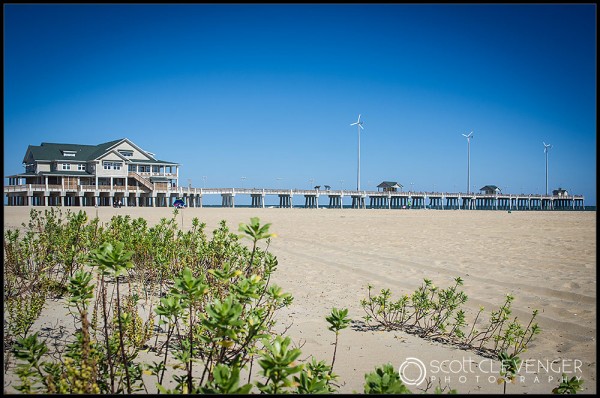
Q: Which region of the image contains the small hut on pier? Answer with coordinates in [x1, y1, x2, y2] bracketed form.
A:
[479, 185, 501, 194]
[377, 181, 403, 192]
[552, 187, 568, 197]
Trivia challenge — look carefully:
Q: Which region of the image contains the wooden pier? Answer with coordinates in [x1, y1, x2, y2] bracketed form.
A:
[3, 185, 587, 210]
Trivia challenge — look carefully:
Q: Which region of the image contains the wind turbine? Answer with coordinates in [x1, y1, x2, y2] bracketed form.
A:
[350, 114, 365, 191]
[462, 131, 474, 193]
[543, 142, 552, 195]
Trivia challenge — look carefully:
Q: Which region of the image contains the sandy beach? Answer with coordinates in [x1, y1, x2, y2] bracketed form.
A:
[3, 206, 596, 394]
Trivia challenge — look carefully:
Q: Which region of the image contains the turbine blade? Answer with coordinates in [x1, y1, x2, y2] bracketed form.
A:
[359, 124, 364, 129]
[350, 122, 357, 126]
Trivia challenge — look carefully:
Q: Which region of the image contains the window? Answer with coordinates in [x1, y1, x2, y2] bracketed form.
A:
[128, 165, 136, 172]
[62, 163, 71, 170]
[119, 150, 133, 157]
[77, 164, 86, 171]
[103, 161, 123, 170]
[153, 166, 159, 173]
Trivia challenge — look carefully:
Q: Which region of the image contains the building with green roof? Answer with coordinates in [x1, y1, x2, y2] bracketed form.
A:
[5, 138, 180, 207]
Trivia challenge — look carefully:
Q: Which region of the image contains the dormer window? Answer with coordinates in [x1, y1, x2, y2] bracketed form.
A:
[62, 150, 77, 157]
[118, 150, 133, 157]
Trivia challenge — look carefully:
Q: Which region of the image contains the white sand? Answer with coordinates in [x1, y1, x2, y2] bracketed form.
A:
[3, 206, 596, 394]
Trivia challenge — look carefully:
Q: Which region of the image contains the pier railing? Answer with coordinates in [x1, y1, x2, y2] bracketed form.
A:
[3, 183, 585, 200]
[4, 182, 586, 210]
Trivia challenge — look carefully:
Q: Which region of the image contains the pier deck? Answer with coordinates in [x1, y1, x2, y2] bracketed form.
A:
[4, 185, 586, 210]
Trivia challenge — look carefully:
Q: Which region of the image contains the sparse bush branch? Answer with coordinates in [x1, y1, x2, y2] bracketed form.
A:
[361, 278, 540, 357]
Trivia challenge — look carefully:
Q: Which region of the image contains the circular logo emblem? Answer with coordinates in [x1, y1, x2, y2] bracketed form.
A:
[399, 357, 427, 386]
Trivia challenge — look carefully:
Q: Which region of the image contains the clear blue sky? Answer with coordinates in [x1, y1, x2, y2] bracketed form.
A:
[4, 4, 597, 205]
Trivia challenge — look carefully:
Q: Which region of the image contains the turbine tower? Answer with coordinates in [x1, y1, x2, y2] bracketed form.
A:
[544, 142, 552, 195]
[350, 114, 365, 191]
[462, 131, 474, 193]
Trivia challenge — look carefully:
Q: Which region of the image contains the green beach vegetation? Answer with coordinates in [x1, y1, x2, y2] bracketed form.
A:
[360, 278, 541, 358]
[3, 208, 582, 394]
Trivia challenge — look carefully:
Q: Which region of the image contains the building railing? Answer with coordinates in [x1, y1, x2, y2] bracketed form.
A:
[137, 171, 177, 178]
[128, 172, 154, 191]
